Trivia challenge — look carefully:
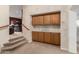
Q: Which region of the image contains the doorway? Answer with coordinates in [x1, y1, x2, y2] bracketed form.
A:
[9, 17, 22, 34]
[9, 5, 23, 35]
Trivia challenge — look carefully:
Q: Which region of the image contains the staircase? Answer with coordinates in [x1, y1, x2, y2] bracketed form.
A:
[1, 35, 27, 53]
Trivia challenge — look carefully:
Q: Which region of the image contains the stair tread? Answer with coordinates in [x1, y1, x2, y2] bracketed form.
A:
[4, 38, 25, 45]
[2, 40, 27, 50]
[10, 33, 23, 39]
[10, 38, 25, 44]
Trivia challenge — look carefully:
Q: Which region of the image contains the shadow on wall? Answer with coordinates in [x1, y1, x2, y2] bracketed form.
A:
[0, 45, 1, 53]
[77, 27, 79, 43]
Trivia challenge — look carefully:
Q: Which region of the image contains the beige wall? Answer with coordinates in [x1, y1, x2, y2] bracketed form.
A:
[10, 5, 22, 18]
[0, 6, 9, 52]
[23, 5, 77, 53]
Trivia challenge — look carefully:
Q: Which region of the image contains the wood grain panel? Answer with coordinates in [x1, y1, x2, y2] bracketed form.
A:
[32, 31, 38, 41]
[32, 16, 38, 25]
[43, 15, 50, 25]
[53, 33, 60, 45]
[38, 16, 43, 25]
[38, 32, 44, 42]
[32, 31, 60, 46]
[50, 13, 60, 25]
[50, 33, 54, 44]
[44, 32, 51, 43]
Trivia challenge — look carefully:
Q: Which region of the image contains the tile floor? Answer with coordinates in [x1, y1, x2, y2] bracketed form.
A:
[2, 32, 72, 54]
[3, 41, 71, 54]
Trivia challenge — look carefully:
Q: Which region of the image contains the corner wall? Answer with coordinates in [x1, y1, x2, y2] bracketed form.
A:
[0, 6, 9, 52]
[22, 5, 77, 53]
[10, 5, 22, 18]
[68, 11, 77, 53]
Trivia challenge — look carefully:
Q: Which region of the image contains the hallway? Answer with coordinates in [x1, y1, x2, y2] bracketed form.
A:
[0, 5, 78, 54]
[2, 41, 70, 54]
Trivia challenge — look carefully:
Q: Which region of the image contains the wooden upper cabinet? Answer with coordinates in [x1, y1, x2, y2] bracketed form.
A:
[38, 16, 43, 25]
[43, 15, 50, 25]
[32, 11, 60, 25]
[32, 16, 38, 25]
[50, 13, 60, 25]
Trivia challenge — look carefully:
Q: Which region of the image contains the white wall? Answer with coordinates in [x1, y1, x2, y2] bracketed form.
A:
[68, 11, 77, 53]
[0, 6, 9, 52]
[10, 5, 22, 18]
[23, 5, 77, 53]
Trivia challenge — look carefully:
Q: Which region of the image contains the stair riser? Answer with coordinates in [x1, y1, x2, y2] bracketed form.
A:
[4, 39, 26, 47]
[2, 40, 27, 51]
[9, 36, 24, 42]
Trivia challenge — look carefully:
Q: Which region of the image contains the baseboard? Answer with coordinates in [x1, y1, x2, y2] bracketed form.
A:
[27, 40, 32, 43]
[61, 47, 68, 51]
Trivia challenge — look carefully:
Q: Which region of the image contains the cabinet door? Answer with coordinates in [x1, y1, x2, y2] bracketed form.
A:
[32, 31, 38, 41]
[50, 33, 54, 44]
[50, 13, 60, 25]
[38, 16, 43, 25]
[38, 32, 44, 42]
[53, 33, 60, 45]
[43, 15, 50, 25]
[44, 32, 51, 43]
[32, 16, 38, 25]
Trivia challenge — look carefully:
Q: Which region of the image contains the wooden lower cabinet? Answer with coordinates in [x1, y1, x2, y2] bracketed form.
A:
[32, 31, 38, 41]
[50, 33, 60, 45]
[53, 33, 60, 45]
[32, 31, 60, 46]
[38, 32, 44, 42]
[50, 33, 54, 44]
[44, 32, 51, 43]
